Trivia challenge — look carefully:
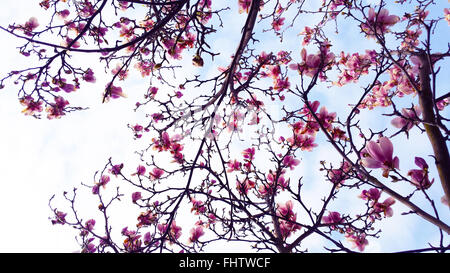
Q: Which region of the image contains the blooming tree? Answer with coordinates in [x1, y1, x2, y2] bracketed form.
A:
[2, 0, 450, 253]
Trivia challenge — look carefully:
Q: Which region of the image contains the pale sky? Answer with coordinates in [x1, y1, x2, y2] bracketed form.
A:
[0, 0, 449, 253]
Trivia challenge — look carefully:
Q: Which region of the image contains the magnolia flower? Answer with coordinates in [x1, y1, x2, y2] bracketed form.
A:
[242, 147, 255, 161]
[346, 233, 369, 252]
[373, 197, 396, 218]
[150, 168, 164, 180]
[238, 0, 252, 14]
[391, 106, 422, 131]
[83, 68, 96, 83]
[236, 179, 256, 195]
[359, 188, 381, 202]
[361, 137, 399, 177]
[132, 165, 146, 176]
[407, 157, 434, 190]
[188, 226, 205, 243]
[283, 155, 300, 170]
[85, 219, 96, 231]
[131, 192, 142, 203]
[322, 211, 342, 226]
[51, 211, 67, 225]
[362, 8, 399, 37]
[21, 17, 39, 36]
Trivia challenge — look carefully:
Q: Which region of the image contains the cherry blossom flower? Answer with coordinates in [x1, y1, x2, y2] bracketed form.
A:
[360, 137, 399, 177]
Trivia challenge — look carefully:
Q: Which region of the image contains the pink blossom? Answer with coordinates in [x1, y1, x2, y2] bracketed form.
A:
[242, 147, 256, 161]
[373, 197, 396, 217]
[283, 155, 300, 170]
[276, 200, 301, 238]
[362, 8, 399, 37]
[150, 168, 164, 180]
[137, 210, 157, 227]
[360, 137, 399, 177]
[58, 9, 70, 19]
[407, 157, 434, 190]
[359, 188, 381, 202]
[132, 165, 146, 176]
[188, 226, 205, 243]
[346, 233, 369, 252]
[104, 83, 126, 101]
[445, 8, 450, 25]
[236, 179, 256, 195]
[51, 211, 67, 225]
[436, 98, 449, 111]
[391, 106, 422, 131]
[316, 106, 336, 130]
[132, 192, 142, 203]
[46, 96, 69, 119]
[157, 221, 182, 242]
[81, 237, 97, 253]
[271, 17, 285, 31]
[191, 197, 206, 215]
[227, 159, 241, 172]
[238, 0, 252, 14]
[111, 64, 129, 80]
[22, 17, 39, 36]
[277, 200, 295, 219]
[322, 211, 342, 229]
[110, 163, 124, 176]
[85, 219, 96, 231]
[273, 77, 290, 91]
[83, 68, 96, 83]
[20, 96, 43, 116]
[143, 232, 152, 245]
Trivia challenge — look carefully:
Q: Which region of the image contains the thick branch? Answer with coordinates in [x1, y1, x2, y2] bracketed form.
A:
[417, 52, 450, 205]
